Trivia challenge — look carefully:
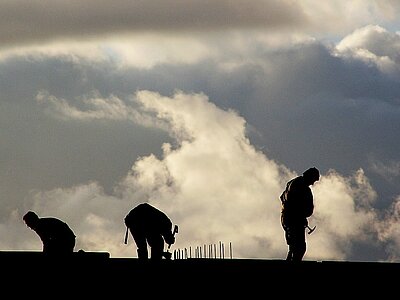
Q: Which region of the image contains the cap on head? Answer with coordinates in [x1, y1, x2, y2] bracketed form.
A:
[23, 211, 39, 225]
[303, 167, 320, 182]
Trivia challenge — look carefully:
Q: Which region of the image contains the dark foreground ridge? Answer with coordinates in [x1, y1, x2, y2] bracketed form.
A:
[3, 251, 398, 295]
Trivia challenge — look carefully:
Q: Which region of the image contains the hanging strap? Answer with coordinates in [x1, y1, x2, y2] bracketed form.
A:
[124, 226, 129, 244]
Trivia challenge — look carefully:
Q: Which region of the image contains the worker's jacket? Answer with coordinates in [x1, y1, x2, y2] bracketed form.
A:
[124, 203, 173, 240]
[280, 176, 314, 228]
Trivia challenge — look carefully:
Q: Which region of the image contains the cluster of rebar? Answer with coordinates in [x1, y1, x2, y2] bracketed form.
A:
[172, 241, 232, 259]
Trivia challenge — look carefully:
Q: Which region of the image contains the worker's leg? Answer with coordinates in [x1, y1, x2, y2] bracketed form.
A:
[147, 234, 164, 260]
[290, 227, 306, 261]
[131, 229, 148, 259]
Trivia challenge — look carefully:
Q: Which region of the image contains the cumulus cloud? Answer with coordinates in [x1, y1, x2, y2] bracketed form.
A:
[12, 90, 393, 261]
[310, 169, 378, 260]
[336, 25, 400, 75]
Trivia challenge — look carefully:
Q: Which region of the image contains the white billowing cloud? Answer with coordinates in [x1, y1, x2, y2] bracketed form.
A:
[377, 197, 400, 261]
[16, 89, 396, 261]
[309, 169, 378, 260]
[119, 91, 289, 258]
[34, 89, 290, 258]
[336, 25, 400, 75]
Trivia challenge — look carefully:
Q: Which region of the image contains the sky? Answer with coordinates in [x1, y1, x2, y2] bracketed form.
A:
[1, 0, 400, 262]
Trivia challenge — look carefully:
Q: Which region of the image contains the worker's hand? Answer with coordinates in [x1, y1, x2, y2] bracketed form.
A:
[164, 234, 175, 246]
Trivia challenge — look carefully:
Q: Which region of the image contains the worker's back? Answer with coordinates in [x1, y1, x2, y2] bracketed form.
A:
[124, 203, 172, 234]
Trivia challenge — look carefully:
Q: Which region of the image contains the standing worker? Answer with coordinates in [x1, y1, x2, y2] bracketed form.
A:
[280, 167, 320, 261]
[23, 211, 76, 255]
[124, 203, 176, 260]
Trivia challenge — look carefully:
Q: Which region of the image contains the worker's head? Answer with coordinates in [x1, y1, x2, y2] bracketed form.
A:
[23, 211, 39, 229]
[303, 167, 320, 185]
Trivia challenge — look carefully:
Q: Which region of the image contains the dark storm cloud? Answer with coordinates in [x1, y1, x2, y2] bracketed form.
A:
[0, 0, 306, 48]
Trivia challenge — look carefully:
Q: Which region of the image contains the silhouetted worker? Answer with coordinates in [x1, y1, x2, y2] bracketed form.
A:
[280, 167, 320, 261]
[124, 203, 176, 260]
[23, 211, 76, 255]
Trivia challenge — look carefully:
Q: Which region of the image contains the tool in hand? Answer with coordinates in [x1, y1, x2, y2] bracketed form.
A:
[163, 224, 178, 260]
[306, 225, 316, 234]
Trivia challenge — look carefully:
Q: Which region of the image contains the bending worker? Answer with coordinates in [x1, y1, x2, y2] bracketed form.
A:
[124, 203, 176, 260]
[23, 210, 76, 255]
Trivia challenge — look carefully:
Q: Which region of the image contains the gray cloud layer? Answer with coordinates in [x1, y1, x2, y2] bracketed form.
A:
[3, 0, 400, 49]
[0, 0, 306, 48]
